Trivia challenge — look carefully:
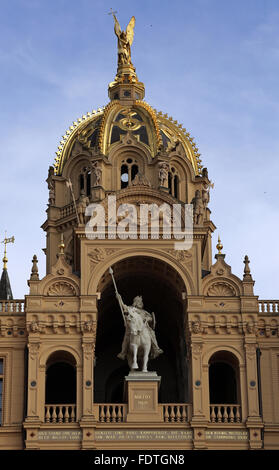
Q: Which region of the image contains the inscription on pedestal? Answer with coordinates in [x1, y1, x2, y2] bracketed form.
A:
[133, 390, 154, 411]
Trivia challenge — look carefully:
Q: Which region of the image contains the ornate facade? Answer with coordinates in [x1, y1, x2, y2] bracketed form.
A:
[0, 16, 278, 450]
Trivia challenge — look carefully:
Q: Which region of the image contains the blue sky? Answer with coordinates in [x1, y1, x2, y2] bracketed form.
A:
[0, 0, 278, 299]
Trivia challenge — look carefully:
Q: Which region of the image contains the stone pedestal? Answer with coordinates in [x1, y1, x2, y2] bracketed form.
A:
[125, 371, 162, 422]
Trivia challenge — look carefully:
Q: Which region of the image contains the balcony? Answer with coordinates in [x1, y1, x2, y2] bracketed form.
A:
[258, 300, 279, 314]
[210, 404, 241, 423]
[43, 403, 242, 425]
[44, 404, 77, 423]
[0, 300, 25, 313]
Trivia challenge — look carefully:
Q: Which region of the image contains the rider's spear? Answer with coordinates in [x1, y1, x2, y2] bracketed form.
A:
[109, 266, 126, 326]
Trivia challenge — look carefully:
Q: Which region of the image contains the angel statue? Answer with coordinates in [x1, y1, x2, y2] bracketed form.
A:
[111, 12, 135, 66]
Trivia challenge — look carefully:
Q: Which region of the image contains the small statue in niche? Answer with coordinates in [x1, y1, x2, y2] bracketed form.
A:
[191, 189, 204, 225]
[202, 187, 210, 209]
[92, 162, 102, 187]
[158, 162, 169, 187]
[77, 189, 89, 225]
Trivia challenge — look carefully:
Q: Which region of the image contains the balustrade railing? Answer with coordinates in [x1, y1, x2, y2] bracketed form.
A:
[97, 404, 127, 423]
[258, 300, 279, 314]
[210, 404, 241, 423]
[162, 404, 191, 423]
[60, 202, 76, 219]
[0, 300, 25, 313]
[44, 404, 76, 423]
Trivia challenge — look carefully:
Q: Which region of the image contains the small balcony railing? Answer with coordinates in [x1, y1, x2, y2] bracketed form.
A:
[162, 404, 191, 423]
[44, 404, 76, 423]
[210, 404, 241, 423]
[96, 404, 127, 423]
[93, 403, 191, 423]
[0, 300, 25, 313]
[258, 300, 279, 314]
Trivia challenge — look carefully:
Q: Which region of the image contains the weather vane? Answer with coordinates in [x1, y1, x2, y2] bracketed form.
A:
[1, 232, 15, 270]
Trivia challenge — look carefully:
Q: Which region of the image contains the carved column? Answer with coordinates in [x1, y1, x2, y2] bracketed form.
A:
[244, 340, 263, 449]
[23, 330, 41, 449]
[189, 327, 207, 449]
[80, 317, 97, 450]
[26, 336, 41, 421]
[81, 321, 96, 421]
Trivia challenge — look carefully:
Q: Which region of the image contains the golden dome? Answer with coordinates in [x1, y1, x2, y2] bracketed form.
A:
[53, 100, 203, 176]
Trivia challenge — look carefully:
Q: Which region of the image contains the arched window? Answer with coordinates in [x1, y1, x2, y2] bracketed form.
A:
[79, 167, 91, 197]
[168, 166, 179, 199]
[209, 351, 240, 404]
[209, 351, 241, 423]
[120, 158, 139, 188]
[45, 351, 76, 405]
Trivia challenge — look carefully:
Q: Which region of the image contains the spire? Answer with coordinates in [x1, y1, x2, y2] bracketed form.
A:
[0, 233, 14, 300]
[108, 12, 145, 102]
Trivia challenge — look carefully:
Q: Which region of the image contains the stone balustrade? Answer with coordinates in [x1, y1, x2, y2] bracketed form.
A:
[0, 300, 25, 313]
[210, 404, 241, 423]
[44, 404, 76, 423]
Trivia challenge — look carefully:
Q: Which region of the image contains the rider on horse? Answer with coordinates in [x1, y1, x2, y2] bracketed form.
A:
[117, 295, 163, 361]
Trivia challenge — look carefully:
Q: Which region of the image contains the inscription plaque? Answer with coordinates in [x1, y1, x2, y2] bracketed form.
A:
[205, 430, 249, 441]
[95, 430, 193, 441]
[38, 430, 82, 441]
[133, 390, 154, 411]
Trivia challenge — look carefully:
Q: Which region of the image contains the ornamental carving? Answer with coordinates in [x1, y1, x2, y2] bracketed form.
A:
[166, 249, 193, 271]
[47, 281, 76, 297]
[207, 282, 236, 297]
[82, 342, 95, 359]
[88, 248, 117, 270]
[191, 321, 202, 334]
[28, 342, 40, 359]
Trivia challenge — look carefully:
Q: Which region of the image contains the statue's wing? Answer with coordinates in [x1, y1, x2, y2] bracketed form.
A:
[126, 16, 135, 45]
[113, 14, 122, 38]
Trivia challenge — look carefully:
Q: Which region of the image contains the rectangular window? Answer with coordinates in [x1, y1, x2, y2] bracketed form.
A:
[0, 359, 3, 426]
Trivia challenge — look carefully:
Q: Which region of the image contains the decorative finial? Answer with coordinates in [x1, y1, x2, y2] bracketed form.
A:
[59, 233, 65, 255]
[30, 255, 39, 281]
[1, 233, 15, 270]
[216, 235, 223, 254]
[243, 255, 253, 280]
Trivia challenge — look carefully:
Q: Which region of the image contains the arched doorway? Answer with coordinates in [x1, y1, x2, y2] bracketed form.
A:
[209, 351, 240, 404]
[94, 256, 188, 404]
[45, 350, 76, 404]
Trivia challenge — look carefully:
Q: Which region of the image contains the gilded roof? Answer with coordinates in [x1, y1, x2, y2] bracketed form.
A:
[53, 101, 203, 176]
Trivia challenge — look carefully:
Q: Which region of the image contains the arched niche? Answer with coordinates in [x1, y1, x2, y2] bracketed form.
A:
[45, 350, 77, 405]
[94, 255, 189, 404]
